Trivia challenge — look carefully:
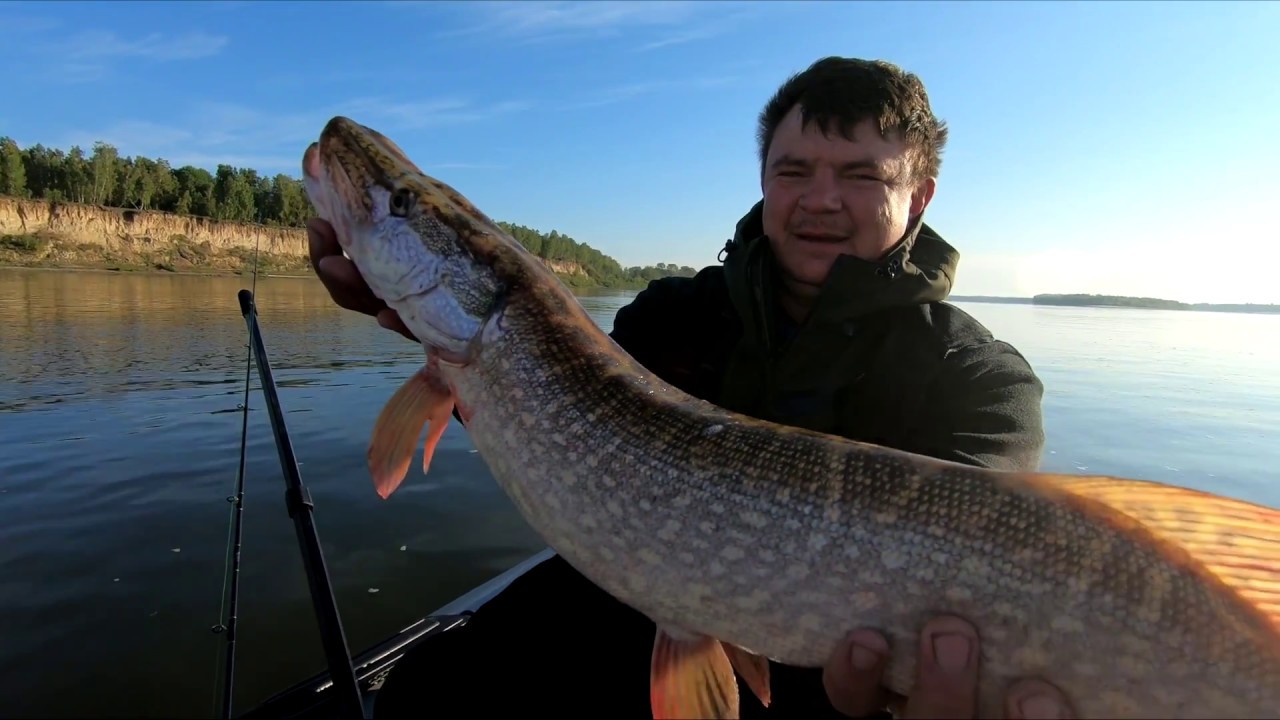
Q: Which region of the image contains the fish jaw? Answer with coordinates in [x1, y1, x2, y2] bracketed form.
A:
[301, 117, 505, 365]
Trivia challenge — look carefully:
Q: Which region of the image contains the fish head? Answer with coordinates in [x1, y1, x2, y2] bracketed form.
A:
[302, 115, 522, 364]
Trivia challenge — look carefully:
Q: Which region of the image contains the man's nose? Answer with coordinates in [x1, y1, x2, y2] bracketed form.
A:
[798, 170, 841, 212]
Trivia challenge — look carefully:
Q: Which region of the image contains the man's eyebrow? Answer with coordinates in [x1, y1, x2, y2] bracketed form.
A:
[769, 153, 807, 170]
[838, 159, 887, 173]
[768, 153, 888, 174]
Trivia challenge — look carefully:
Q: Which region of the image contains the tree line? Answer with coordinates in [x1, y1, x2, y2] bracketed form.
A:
[0, 136, 697, 286]
[1031, 294, 1190, 311]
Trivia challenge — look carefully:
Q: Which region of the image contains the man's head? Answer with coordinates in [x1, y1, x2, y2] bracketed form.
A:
[757, 57, 947, 297]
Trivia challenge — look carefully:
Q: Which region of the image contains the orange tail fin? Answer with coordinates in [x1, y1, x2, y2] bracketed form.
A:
[1017, 473, 1280, 634]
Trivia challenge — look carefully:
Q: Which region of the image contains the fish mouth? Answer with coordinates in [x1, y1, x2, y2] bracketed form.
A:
[301, 124, 488, 362]
[303, 141, 323, 183]
[302, 138, 370, 247]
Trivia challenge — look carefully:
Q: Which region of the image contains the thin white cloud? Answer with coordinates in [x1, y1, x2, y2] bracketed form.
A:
[633, 27, 723, 52]
[566, 75, 745, 110]
[23, 29, 230, 85]
[52, 115, 312, 174]
[629, 5, 767, 52]
[433, 162, 509, 171]
[0, 14, 62, 35]
[64, 30, 229, 61]
[424, 0, 776, 55]
[50, 62, 108, 85]
[52, 94, 529, 174]
[438, 0, 708, 44]
[339, 97, 534, 130]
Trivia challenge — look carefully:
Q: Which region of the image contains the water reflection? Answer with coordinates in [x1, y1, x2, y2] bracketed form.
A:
[0, 268, 640, 719]
[0, 270, 425, 412]
[0, 268, 1277, 719]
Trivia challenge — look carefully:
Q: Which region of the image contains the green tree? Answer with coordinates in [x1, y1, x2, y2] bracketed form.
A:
[89, 141, 120, 205]
[0, 137, 28, 197]
[212, 164, 255, 222]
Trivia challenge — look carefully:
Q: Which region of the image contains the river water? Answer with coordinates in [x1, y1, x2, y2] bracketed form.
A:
[0, 267, 1277, 718]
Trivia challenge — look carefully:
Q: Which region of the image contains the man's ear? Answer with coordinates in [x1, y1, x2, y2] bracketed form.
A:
[910, 176, 937, 217]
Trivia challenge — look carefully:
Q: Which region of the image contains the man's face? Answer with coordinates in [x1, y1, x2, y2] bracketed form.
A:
[761, 105, 937, 291]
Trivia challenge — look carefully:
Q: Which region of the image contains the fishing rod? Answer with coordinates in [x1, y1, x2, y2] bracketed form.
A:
[228, 287, 368, 720]
[214, 301, 251, 719]
[212, 238, 262, 720]
[209, 233, 365, 719]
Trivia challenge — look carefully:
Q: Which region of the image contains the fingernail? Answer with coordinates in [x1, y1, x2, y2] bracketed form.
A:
[846, 630, 888, 671]
[931, 633, 971, 675]
[1017, 693, 1065, 720]
[850, 644, 880, 670]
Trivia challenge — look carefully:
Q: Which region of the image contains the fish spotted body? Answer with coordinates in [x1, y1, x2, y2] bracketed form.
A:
[301, 116, 1280, 719]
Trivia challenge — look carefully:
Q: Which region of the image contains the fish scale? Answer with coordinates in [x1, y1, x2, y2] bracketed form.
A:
[301, 115, 1280, 719]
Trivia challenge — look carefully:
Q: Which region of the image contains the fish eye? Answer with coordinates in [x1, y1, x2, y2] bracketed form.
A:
[389, 187, 414, 218]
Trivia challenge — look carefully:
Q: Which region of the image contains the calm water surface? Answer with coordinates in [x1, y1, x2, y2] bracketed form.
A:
[0, 268, 1277, 718]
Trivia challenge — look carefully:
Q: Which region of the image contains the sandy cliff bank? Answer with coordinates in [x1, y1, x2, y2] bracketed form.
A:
[0, 196, 588, 278]
[0, 196, 310, 274]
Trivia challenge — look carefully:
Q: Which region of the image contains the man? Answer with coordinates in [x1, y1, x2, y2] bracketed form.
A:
[308, 56, 1070, 718]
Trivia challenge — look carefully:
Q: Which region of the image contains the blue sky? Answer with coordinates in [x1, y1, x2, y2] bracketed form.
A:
[1, 1, 1278, 304]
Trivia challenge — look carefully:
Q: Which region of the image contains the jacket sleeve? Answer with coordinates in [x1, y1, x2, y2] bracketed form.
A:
[914, 341, 1047, 472]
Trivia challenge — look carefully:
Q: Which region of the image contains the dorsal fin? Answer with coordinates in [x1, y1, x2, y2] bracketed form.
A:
[1015, 473, 1280, 634]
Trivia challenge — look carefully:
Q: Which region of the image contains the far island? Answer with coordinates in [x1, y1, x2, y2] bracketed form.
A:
[0, 136, 694, 291]
[951, 293, 1280, 316]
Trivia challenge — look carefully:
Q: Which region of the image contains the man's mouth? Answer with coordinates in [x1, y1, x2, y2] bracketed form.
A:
[794, 232, 848, 244]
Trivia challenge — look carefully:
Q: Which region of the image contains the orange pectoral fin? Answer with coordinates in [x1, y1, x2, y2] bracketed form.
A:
[1021, 473, 1280, 635]
[722, 642, 771, 708]
[420, 407, 450, 474]
[650, 627, 740, 720]
[367, 365, 455, 500]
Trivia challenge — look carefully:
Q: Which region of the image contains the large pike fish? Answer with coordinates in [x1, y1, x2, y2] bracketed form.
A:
[301, 116, 1280, 719]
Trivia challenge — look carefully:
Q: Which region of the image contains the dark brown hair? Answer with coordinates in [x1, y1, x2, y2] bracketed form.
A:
[756, 56, 948, 181]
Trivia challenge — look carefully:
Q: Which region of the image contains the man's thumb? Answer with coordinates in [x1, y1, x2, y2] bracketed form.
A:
[823, 629, 891, 717]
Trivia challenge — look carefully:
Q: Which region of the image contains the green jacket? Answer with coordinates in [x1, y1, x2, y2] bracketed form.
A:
[609, 201, 1045, 472]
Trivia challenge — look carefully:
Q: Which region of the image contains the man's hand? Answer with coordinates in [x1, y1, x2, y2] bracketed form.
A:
[823, 615, 1073, 719]
[307, 217, 417, 342]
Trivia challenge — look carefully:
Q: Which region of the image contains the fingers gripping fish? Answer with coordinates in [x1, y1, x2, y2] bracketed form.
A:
[301, 116, 1280, 720]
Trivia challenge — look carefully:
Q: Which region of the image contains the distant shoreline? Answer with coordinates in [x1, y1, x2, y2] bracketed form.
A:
[0, 261, 312, 280]
[952, 293, 1280, 315]
[0, 264, 639, 293]
[4, 264, 1274, 314]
